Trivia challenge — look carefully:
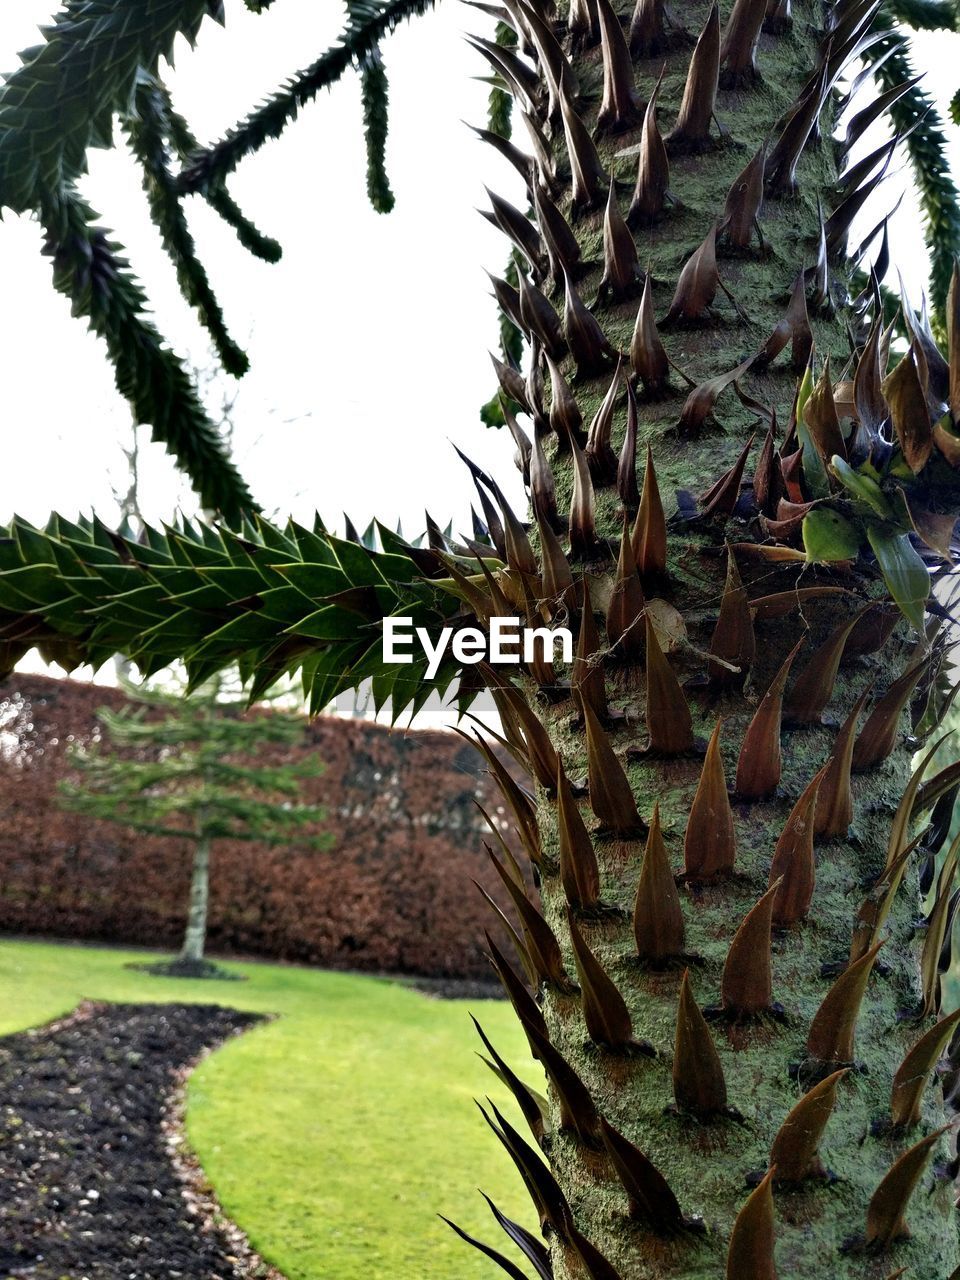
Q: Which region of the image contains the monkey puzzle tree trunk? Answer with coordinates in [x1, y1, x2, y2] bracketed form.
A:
[179, 827, 211, 967]
[463, 0, 960, 1276]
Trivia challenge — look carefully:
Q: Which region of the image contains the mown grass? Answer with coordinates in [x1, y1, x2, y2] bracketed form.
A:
[0, 938, 540, 1279]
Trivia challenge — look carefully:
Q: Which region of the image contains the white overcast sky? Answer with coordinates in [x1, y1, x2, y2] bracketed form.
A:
[0, 1, 957, 709]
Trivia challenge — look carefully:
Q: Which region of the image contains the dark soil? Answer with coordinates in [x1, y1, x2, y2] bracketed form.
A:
[126, 958, 246, 981]
[0, 1001, 264, 1279]
[399, 975, 505, 1000]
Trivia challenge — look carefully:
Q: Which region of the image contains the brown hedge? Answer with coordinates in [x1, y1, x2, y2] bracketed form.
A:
[0, 674, 522, 979]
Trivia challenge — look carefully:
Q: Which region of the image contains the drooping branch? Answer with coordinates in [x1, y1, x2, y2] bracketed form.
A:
[175, 0, 435, 196]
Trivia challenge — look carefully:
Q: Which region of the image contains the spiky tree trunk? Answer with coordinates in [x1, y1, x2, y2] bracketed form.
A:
[459, 0, 960, 1276]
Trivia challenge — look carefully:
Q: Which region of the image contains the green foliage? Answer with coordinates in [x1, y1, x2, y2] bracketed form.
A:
[176, 0, 434, 197]
[801, 507, 861, 561]
[59, 671, 330, 847]
[866, 524, 931, 631]
[0, 938, 538, 1280]
[0, 511, 472, 720]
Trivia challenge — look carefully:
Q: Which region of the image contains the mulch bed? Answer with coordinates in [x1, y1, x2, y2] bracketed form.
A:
[0, 1001, 269, 1279]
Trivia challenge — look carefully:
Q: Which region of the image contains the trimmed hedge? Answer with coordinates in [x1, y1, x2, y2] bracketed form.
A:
[0, 675, 520, 979]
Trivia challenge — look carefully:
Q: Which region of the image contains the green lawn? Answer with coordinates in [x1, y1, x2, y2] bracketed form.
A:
[0, 938, 540, 1280]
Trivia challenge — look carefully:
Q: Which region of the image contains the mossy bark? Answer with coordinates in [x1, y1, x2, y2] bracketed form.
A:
[485, 0, 960, 1275]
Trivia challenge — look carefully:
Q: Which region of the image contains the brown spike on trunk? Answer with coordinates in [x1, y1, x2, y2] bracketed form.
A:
[769, 1069, 848, 1184]
[644, 612, 694, 754]
[485, 931, 550, 1047]
[521, 106, 560, 190]
[491, 674, 559, 788]
[483, 1097, 574, 1239]
[477, 879, 539, 987]
[814, 684, 872, 838]
[556, 762, 602, 910]
[581, 700, 644, 835]
[844, 601, 899, 656]
[606, 516, 646, 661]
[526, 1022, 602, 1143]
[486, 187, 546, 276]
[502, 400, 532, 482]
[487, 270, 525, 332]
[768, 765, 826, 925]
[491, 350, 532, 415]
[487, 845, 574, 990]
[563, 267, 617, 378]
[512, 0, 579, 113]
[632, 443, 668, 576]
[533, 181, 582, 284]
[568, 1226, 626, 1280]
[920, 839, 960, 1019]
[721, 881, 779, 1016]
[560, 87, 608, 214]
[630, 273, 670, 392]
[569, 0, 599, 47]
[891, 1008, 960, 1131]
[783, 610, 864, 726]
[629, 0, 673, 56]
[633, 801, 685, 964]
[600, 182, 642, 301]
[719, 0, 767, 85]
[735, 638, 804, 799]
[853, 318, 887, 444]
[667, 3, 720, 152]
[489, 482, 539, 578]
[725, 1169, 777, 1280]
[865, 1128, 950, 1249]
[567, 908, 635, 1047]
[806, 941, 883, 1067]
[585, 361, 623, 484]
[684, 719, 736, 878]
[764, 0, 791, 33]
[546, 351, 585, 449]
[472, 1016, 549, 1142]
[802, 357, 846, 467]
[537, 511, 575, 612]
[628, 70, 670, 226]
[469, 119, 538, 193]
[673, 968, 728, 1115]
[573, 575, 609, 721]
[757, 275, 812, 372]
[469, 730, 543, 870]
[599, 1118, 688, 1234]
[664, 224, 724, 325]
[699, 434, 754, 519]
[596, 0, 640, 132]
[855, 655, 931, 773]
[708, 546, 755, 687]
[518, 270, 566, 361]
[617, 381, 641, 511]
[809, 201, 830, 308]
[530, 424, 560, 526]
[883, 343, 935, 474]
[569, 436, 601, 559]
[766, 61, 828, 193]
[678, 356, 754, 435]
[721, 145, 766, 246]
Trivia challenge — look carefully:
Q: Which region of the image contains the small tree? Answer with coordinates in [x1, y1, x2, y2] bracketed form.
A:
[59, 672, 330, 978]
